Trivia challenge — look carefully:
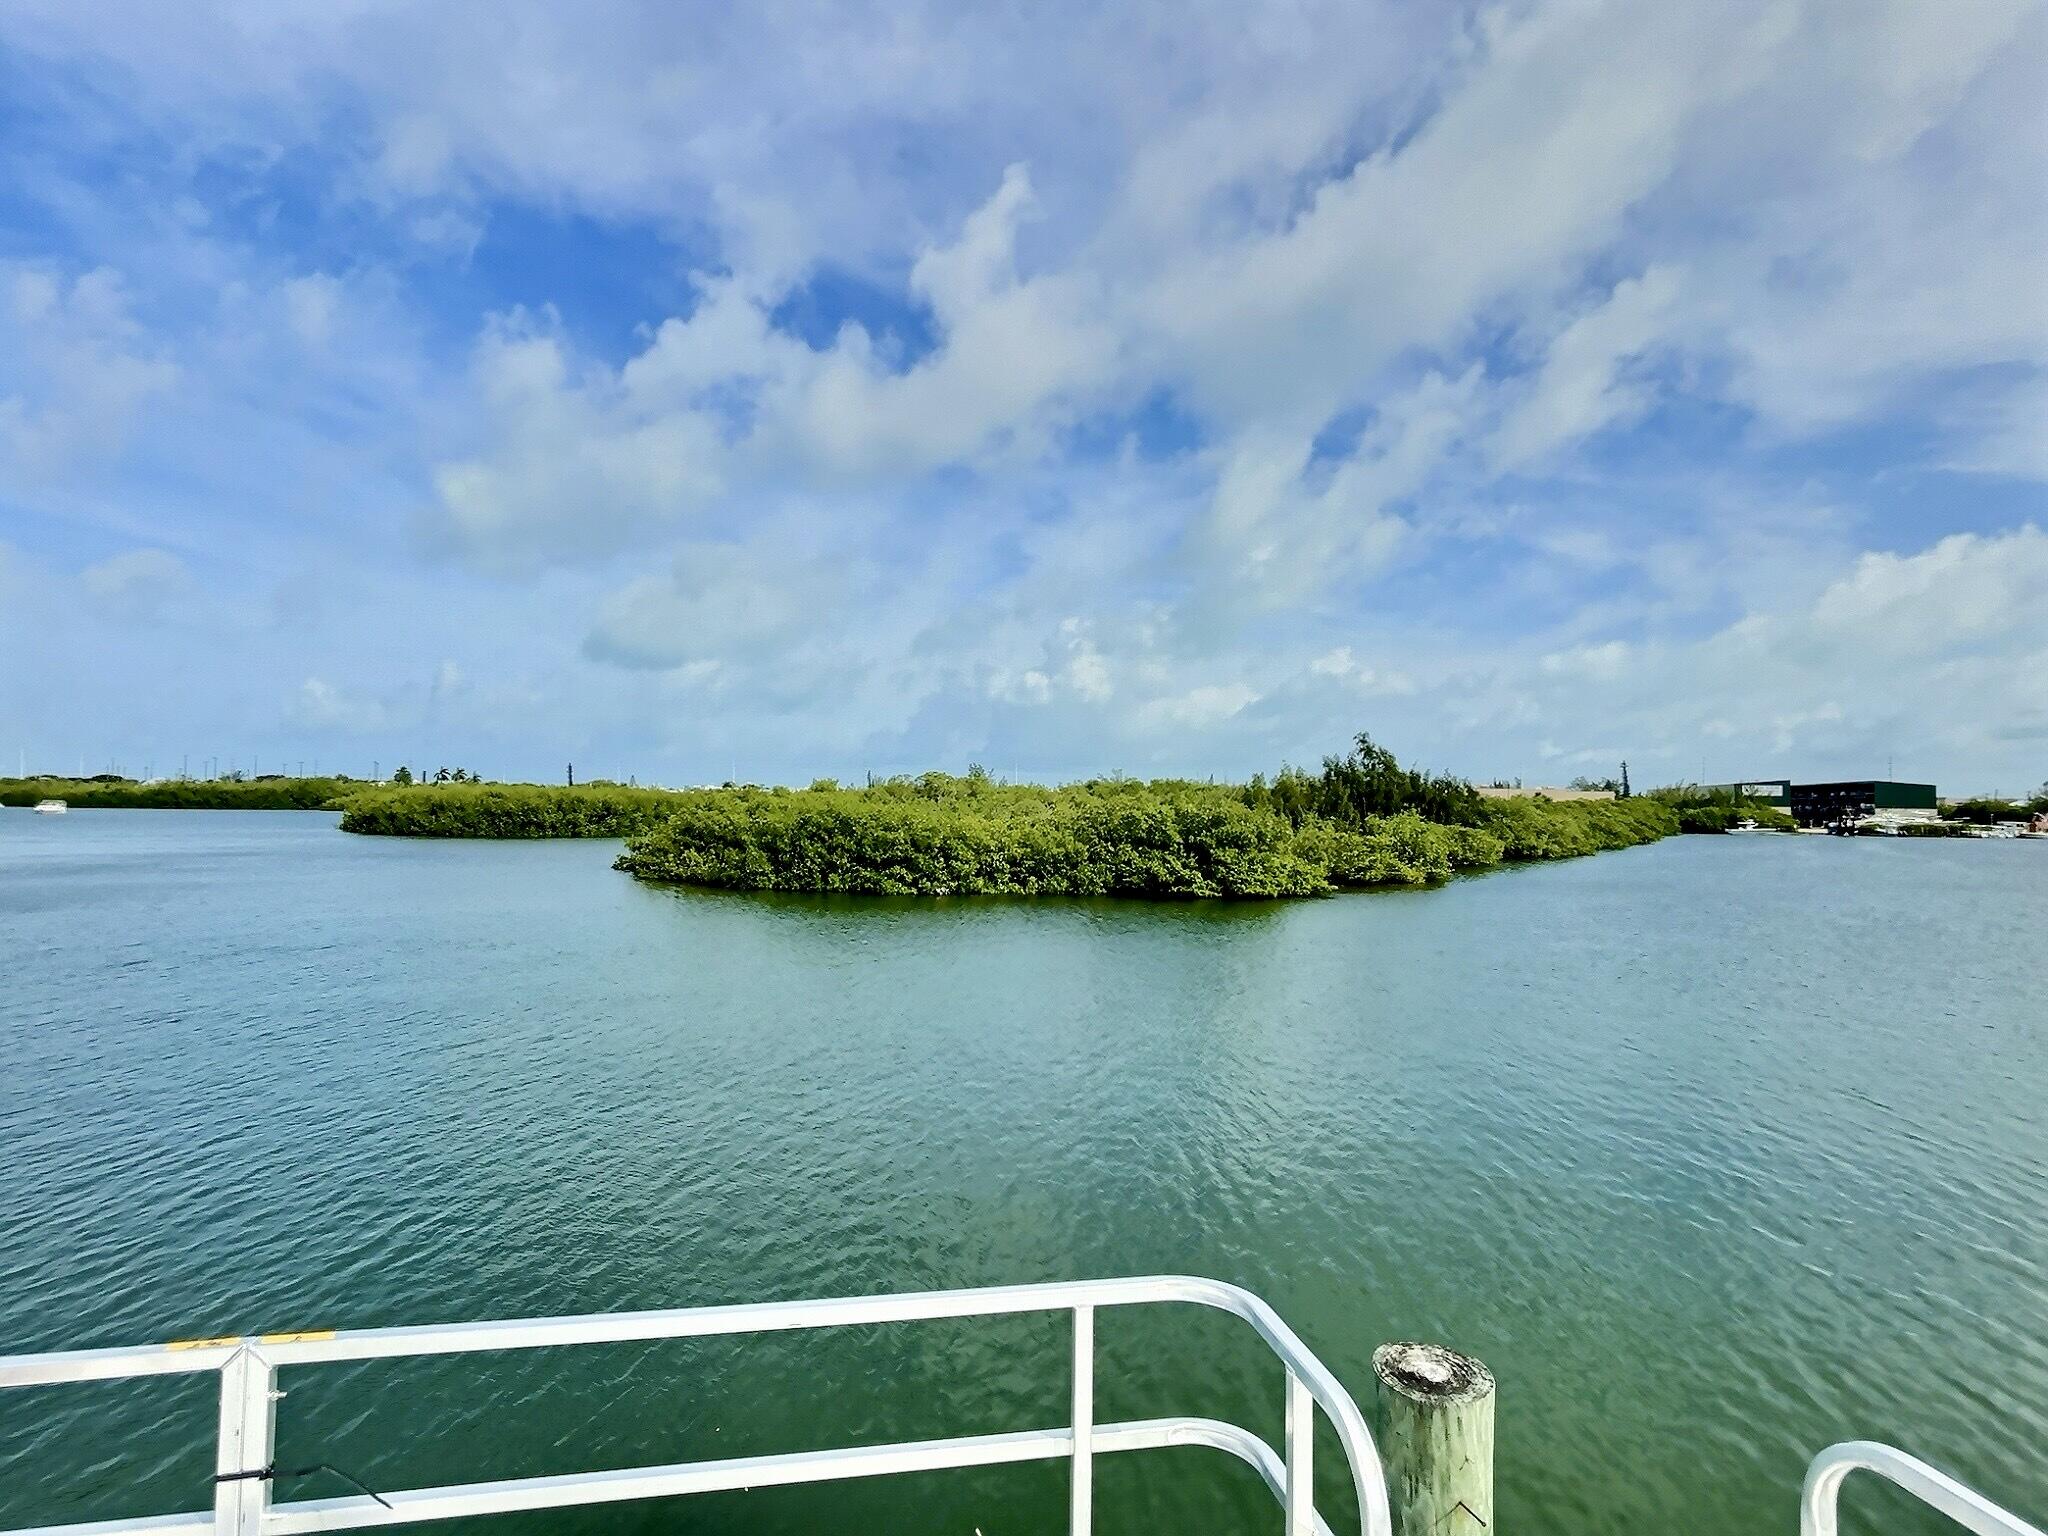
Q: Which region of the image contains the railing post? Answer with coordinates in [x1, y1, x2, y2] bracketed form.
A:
[213, 1344, 276, 1536]
[1070, 1304, 1094, 1536]
[1372, 1342, 1493, 1536]
[1285, 1368, 1315, 1535]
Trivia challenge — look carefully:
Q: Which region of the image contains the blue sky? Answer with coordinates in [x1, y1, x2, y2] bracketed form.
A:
[1, 1, 2043, 793]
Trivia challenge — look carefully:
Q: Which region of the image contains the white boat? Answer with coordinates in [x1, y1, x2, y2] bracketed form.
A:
[33, 798, 66, 815]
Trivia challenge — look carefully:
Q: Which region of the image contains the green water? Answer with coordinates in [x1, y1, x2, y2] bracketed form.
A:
[2, 811, 2042, 1534]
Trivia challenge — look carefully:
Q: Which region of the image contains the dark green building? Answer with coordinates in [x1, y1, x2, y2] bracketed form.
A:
[1788, 780, 1937, 827]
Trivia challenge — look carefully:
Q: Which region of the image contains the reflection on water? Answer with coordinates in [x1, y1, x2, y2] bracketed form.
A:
[2, 810, 2043, 1533]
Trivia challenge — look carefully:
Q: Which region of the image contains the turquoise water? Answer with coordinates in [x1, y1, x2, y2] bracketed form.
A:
[1, 810, 2043, 1534]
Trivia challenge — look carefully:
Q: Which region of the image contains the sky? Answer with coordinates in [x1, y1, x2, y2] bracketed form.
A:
[0, 1, 2044, 794]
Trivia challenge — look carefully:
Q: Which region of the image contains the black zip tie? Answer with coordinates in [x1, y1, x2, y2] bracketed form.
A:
[213, 1462, 392, 1509]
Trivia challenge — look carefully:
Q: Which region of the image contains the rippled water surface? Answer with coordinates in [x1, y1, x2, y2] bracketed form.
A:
[2, 810, 2043, 1534]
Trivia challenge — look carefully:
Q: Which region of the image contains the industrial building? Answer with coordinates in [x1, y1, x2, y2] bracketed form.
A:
[1786, 780, 1938, 828]
[1713, 778, 1940, 828]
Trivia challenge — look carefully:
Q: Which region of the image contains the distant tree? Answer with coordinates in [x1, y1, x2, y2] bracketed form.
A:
[1245, 730, 1482, 828]
[435, 766, 451, 783]
[1946, 796, 2029, 825]
[392, 765, 413, 785]
[451, 768, 469, 782]
[1620, 761, 1632, 799]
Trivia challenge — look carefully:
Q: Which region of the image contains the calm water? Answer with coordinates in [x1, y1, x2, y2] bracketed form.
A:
[1, 811, 2043, 1534]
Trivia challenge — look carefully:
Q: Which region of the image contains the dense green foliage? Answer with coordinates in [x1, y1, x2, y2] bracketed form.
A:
[1469, 793, 1679, 854]
[1644, 783, 1797, 833]
[1943, 794, 2048, 825]
[0, 775, 356, 810]
[327, 734, 1686, 899]
[1241, 731, 1677, 855]
[616, 778, 1334, 896]
[613, 769, 1674, 900]
[335, 782, 692, 837]
[1246, 732, 1484, 825]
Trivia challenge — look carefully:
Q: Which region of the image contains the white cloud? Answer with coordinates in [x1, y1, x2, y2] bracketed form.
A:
[1492, 268, 1681, 470]
[289, 677, 399, 734]
[1131, 3, 1773, 432]
[1950, 373, 2048, 480]
[282, 274, 342, 347]
[432, 316, 729, 567]
[1063, 630, 1115, 703]
[1134, 682, 1258, 730]
[1451, 525, 2048, 781]
[0, 264, 179, 483]
[1539, 641, 1632, 682]
[1808, 527, 2048, 658]
[285, 659, 472, 736]
[584, 543, 850, 670]
[430, 167, 1116, 567]
[80, 548, 194, 621]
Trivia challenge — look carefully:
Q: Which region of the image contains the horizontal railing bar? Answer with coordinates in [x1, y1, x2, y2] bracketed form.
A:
[0, 1343, 240, 1389]
[2, 1515, 209, 1536]
[0, 1279, 1154, 1387]
[4, 1418, 1335, 1536]
[2, 1279, 1190, 1388]
[271, 1424, 1079, 1532]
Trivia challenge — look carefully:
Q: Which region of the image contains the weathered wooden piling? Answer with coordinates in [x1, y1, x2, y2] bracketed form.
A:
[1372, 1341, 1495, 1535]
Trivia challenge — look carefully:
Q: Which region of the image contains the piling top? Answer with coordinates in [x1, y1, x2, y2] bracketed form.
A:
[1372, 1341, 1495, 1406]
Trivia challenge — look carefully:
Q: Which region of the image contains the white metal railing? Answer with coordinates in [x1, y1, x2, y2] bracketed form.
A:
[1802, 1441, 2044, 1536]
[0, 1275, 1393, 1536]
